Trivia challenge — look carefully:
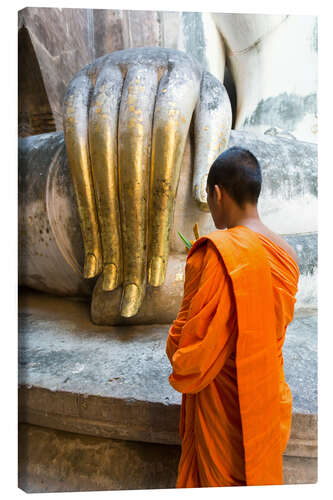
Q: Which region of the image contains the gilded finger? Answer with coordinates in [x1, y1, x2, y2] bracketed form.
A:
[148, 64, 200, 287]
[118, 65, 158, 317]
[63, 69, 103, 279]
[88, 64, 124, 291]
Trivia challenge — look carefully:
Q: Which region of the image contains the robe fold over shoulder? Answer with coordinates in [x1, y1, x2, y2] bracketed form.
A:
[166, 226, 299, 488]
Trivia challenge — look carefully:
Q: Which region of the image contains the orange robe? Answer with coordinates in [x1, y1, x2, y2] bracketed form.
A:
[166, 226, 299, 487]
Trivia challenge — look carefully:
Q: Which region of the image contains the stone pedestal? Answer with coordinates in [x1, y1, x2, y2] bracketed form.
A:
[18, 289, 317, 491]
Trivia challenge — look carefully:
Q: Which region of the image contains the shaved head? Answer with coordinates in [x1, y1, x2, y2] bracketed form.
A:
[207, 147, 262, 208]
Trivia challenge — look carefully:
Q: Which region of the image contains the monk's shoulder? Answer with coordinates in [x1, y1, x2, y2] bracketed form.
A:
[185, 239, 208, 273]
[257, 228, 298, 264]
[204, 239, 224, 264]
[225, 225, 298, 265]
[188, 237, 223, 273]
[276, 236, 298, 263]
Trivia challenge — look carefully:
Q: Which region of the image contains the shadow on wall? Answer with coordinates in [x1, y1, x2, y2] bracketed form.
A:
[18, 26, 56, 137]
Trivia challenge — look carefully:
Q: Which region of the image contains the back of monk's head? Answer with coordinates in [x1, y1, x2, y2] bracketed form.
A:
[207, 146, 262, 208]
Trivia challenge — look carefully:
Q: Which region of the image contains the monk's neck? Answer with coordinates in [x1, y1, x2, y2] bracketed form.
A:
[224, 204, 261, 230]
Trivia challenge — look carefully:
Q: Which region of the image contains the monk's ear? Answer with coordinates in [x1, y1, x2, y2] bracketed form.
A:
[214, 184, 223, 202]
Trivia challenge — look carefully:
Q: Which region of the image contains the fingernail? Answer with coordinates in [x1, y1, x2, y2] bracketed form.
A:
[102, 264, 118, 291]
[148, 256, 166, 287]
[84, 253, 97, 279]
[121, 283, 142, 318]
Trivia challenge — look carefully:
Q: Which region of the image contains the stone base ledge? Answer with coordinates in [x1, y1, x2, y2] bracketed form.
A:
[19, 385, 317, 459]
[19, 385, 180, 446]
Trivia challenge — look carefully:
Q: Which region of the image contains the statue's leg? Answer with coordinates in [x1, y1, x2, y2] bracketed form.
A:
[148, 65, 200, 287]
[63, 69, 103, 279]
[118, 65, 159, 317]
[88, 63, 124, 291]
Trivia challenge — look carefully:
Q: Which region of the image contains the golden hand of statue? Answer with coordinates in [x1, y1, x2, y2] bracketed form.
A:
[63, 48, 231, 317]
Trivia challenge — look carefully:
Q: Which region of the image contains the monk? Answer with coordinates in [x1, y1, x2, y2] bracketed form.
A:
[166, 146, 299, 487]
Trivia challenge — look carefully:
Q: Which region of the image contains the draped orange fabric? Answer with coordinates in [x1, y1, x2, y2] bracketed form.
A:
[166, 226, 299, 487]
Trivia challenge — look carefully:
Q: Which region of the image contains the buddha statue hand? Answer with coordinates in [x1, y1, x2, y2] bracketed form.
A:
[63, 47, 231, 317]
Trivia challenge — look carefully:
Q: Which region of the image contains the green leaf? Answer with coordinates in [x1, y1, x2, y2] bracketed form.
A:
[178, 231, 192, 249]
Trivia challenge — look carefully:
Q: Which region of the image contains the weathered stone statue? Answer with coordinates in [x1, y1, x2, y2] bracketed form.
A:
[18, 11, 317, 324]
[18, 9, 318, 491]
[18, 10, 317, 141]
[18, 82, 316, 325]
[18, 33, 317, 323]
